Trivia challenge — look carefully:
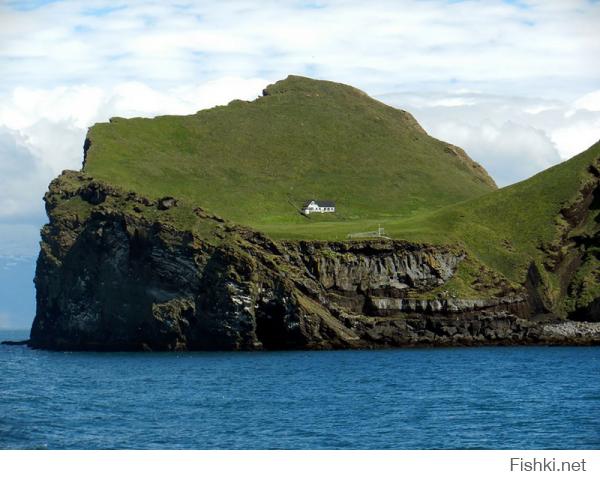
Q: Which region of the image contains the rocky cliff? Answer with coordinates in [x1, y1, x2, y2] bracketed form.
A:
[29, 171, 600, 351]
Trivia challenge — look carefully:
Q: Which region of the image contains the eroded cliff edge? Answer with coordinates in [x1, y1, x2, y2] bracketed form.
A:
[29, 171, 600, 350]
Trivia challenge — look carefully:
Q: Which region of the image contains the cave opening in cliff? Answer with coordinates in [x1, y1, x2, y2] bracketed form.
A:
[255, 301, 292, 350]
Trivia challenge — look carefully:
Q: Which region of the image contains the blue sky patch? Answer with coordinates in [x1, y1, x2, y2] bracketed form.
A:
[82, 4, 127, 17]
[5, 0, 60, 11]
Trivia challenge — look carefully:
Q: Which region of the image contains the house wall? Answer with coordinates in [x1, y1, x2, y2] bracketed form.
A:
[304, 203, 335, 214]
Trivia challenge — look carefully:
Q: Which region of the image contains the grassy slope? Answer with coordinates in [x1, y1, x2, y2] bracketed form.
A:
[390, 141, 600, 283]
[84, 75, 495, 232]
[81, 74, 599, 289]
[262, 141, 600, 287]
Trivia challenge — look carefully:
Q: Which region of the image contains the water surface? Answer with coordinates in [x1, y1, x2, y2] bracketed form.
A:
[1, 329, 599, 449]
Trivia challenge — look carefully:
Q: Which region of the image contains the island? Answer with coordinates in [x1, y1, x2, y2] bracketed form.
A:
[29, 76, 600, 350]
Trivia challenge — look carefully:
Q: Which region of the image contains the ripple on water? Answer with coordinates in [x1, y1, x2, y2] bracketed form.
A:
[1, 333, 600, 449]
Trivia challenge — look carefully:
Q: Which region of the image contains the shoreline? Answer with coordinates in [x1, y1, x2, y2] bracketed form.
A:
[5, 319, 600, 351]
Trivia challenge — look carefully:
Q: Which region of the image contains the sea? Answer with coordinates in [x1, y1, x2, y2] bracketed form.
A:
[1, 329, 599, 449]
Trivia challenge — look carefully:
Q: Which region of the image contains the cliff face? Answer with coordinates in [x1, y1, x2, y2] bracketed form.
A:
[30, 171, 600, 351]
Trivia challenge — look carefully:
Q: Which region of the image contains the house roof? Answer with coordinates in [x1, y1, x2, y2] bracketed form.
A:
[303, 199, 336, 208]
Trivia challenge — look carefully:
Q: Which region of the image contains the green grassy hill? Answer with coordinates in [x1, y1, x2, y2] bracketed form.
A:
[390, 141, 600, 295]
[84, 75, 496, 231]
[82, 74, 599, 302]
[273, 140, 599, 282]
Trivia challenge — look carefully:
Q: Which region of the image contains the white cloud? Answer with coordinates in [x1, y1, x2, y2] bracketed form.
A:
[574, 90, 600, 112]
[0, 0, 599, 96]
[0, 126, 53, 218]
[380, 89, 600, 186]
[0, 76, 267, 229]
[432, 119, 560, 186]
[0, 0, 599, 254]
[551, 119, 600, 160]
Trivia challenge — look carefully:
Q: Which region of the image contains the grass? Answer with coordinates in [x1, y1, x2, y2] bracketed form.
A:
[81, 75, 600, 287]
[390, 140, 600, 283]
[256, 140, 600, 285]
[84, 75, 495, 229]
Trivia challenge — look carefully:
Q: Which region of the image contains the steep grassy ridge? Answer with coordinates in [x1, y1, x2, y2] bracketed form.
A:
[83, 75, 495, 229]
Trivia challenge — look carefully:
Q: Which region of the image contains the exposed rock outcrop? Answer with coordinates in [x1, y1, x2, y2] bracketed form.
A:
[29, 171, 598, 351]
[1, 339, 29, 346]
[534, 163, 600, 322]
[539, 320, 600, 344]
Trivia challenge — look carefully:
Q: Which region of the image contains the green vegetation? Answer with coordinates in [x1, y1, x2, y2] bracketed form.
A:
[565, 254, 600, 313]
[84, 75, 495, 230]
[258, 140, 600, 285]
[81, 75, 599, 289]
[390, 141, 600, 283]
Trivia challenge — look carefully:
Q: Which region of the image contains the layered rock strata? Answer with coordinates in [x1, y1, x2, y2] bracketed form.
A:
[30, 172, 599, 350]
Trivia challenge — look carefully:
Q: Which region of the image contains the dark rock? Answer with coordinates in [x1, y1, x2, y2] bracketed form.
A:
[29, 171, 597, 351]
[1, 339, 29, 346]
[79, 182, 107, 205]
[157, 197, 177, 210]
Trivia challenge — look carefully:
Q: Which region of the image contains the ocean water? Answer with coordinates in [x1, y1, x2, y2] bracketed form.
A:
[1, 329, 599, 449]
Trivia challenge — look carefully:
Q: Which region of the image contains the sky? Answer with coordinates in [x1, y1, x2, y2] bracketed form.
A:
[0, 0, 599, 329]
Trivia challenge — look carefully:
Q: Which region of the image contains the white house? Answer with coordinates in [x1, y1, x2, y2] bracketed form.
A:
[302, 200, 336, 214]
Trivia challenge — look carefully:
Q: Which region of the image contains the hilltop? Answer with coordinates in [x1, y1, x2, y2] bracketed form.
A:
[28, 76, 600, 351]
[83, 75, 496, 234]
